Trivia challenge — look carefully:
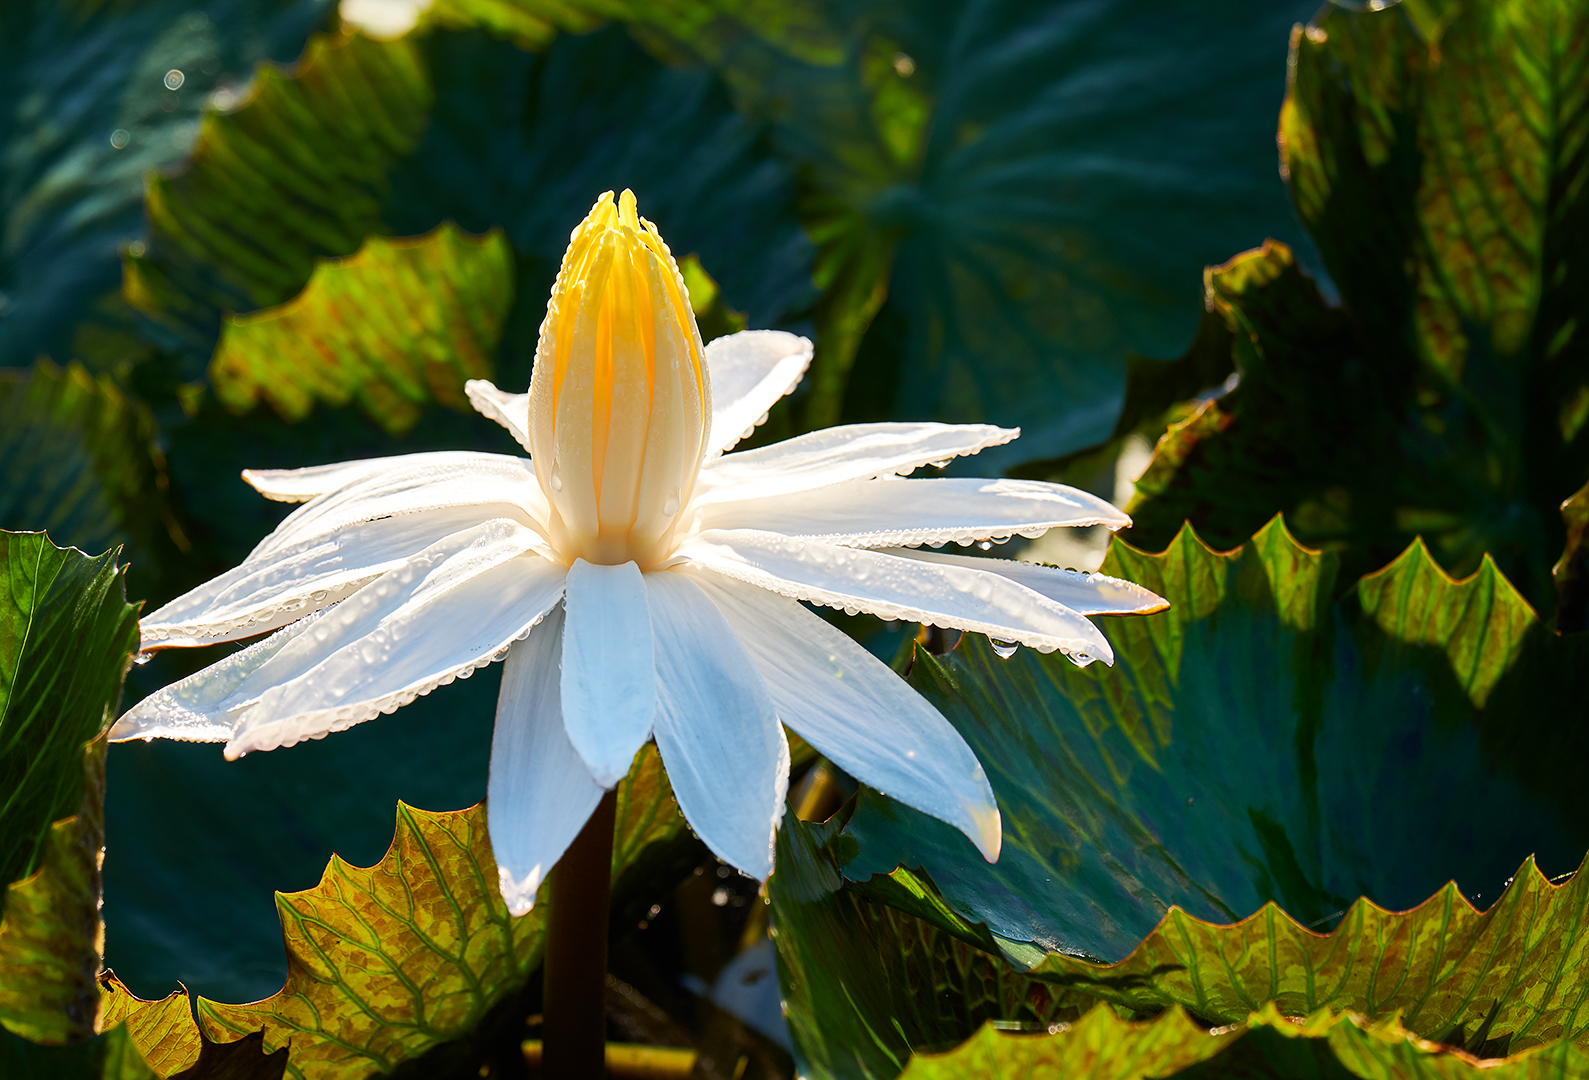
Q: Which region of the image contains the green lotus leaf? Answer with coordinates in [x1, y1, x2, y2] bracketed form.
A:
[0, 533, 138, 1045]
[106, 745, 682, 1080]
[1126, 0, 1589, 614]
[0, 0, 328, 369]
[626, 0, 1323, 463]
[900, 1005, 1589, 1080]
[0, 361, 181, 599]
[208, 223, 513, 434]
[0, 1022, 155, 1080]
[832, 518, 1589, 974]
[124, 28, 435, 354]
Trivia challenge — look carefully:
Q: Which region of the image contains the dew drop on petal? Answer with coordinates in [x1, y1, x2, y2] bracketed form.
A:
[978, 540, 993, 550]
[663, 491, 680, 517]
[990, 638, 1020, 660]
[549, 467, 563, 492]
[133, 651, 153, 665]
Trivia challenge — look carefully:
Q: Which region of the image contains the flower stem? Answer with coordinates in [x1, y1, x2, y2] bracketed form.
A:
[542, 788, 617, 1079]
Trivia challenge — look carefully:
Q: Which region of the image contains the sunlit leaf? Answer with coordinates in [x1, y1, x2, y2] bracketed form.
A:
[208, 223, 513, 434]
[1127, 0, 1589, 613]
[0, 0, 329, 368]
[834, 518, 1589, 965]
[108, 745, 682, 1080]
[124, 28, 434, 355]
[900, 1005, 1589, 1080]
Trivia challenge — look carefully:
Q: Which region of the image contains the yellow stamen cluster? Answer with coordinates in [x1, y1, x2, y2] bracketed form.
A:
[529, 190, 710, 568]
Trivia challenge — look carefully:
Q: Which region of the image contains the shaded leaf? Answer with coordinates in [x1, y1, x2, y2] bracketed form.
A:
[124, 28, 434, 355]
[209, 223, 513, 434]
[1128, 0, 1589, 613]
[0, 741, 107, 1044]
[0, 532, 139, 896]
[0, 360, 182, 598]
[637, 0, 1322, 463]
[0, 0, 329, 368]
[0, 1022, 155, 1080]
[833, 519, 1589, 975]
[769, 812, 1093, 1080]
[108, 744, 682, 1080]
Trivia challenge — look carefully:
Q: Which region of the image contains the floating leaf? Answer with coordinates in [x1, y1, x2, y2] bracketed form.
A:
[124, 28, 434, 353]
[0, 361, 181, 598]
[0, 533, 137, 1046]
[834, 519, 1589, 971]
[0, 742, 107, 1045]
[1128, 0, 1589, 613]
[208, 223, 513, 434]
[900, 1005, 1589, 1080]
[636, 0, 1323, 463]
[108, 745, 682, 1079]
[0, 0, 328, 368]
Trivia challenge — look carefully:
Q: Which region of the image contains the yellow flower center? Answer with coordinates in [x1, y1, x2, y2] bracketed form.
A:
[529, 190, 711, 569]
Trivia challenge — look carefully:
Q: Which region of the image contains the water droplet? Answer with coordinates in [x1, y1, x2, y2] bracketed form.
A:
[990, 638, 1019, 659]
[978, 540, 992, 550]
[662, 491, 680, 517]
[109, 129, 130, 149]
[133, 650, 154, 665]
[929, 458, 952, 469]
[164, 69, 185, 90]
[549, 468, 562, 492]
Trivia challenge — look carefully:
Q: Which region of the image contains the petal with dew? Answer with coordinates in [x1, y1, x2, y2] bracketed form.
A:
[694, 422, 1018, 505]
[646, 570, 788, 879]
[247, 451, 549, 563]
[694, 476, 1130, 549]
[464, 379, 533, 455]
[884, 549, 1168, 616]
[488, 607, 605, 916]
[223, 520, 563, 757]
[704, 331, 812, 458]
[140, 504, 516, 649]
[679, 530, 1114, 663]
[561, 559, 656, 787]
[110, 610, 333, 743]
[688, 570, 1001, 861]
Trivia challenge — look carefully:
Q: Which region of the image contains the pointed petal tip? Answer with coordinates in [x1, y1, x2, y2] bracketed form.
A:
[498, 865, 543, 917]
[106, 715, 138, 742]
[971, 802, 1003, 863]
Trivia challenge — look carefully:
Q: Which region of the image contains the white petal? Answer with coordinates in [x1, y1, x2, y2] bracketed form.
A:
[140, 505, 509, 649]
[488, 608, 605, 917]
[243, 458, 411, 503]
[561, 559, 656, 787]
[704, 331, 812, 457]
[693, 476, 1130, 548]
[110, 611, 332, 743]
[883, 549, 1168, 616]
[143, 452, 553, 649]
[695, 422, 1019, 505]
[688, 571, 1001, 861]
[465, 379, 533, 455]
[646, 570, 788, 879]
[250, 451, 548, 561]
[223, 520, 563, 757]
[680, 530, 1114, 664]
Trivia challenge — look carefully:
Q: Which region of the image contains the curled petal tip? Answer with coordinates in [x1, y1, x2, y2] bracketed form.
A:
[498, 865, 544, 917]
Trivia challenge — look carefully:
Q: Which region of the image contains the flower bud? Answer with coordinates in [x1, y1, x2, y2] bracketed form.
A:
[529, 190, 710, 568]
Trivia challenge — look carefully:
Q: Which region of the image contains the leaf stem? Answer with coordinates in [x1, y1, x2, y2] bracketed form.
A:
[541, 788, 616, 1079]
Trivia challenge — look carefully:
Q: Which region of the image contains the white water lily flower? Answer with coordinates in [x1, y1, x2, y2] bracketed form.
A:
[111, 190, 1166, 915]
